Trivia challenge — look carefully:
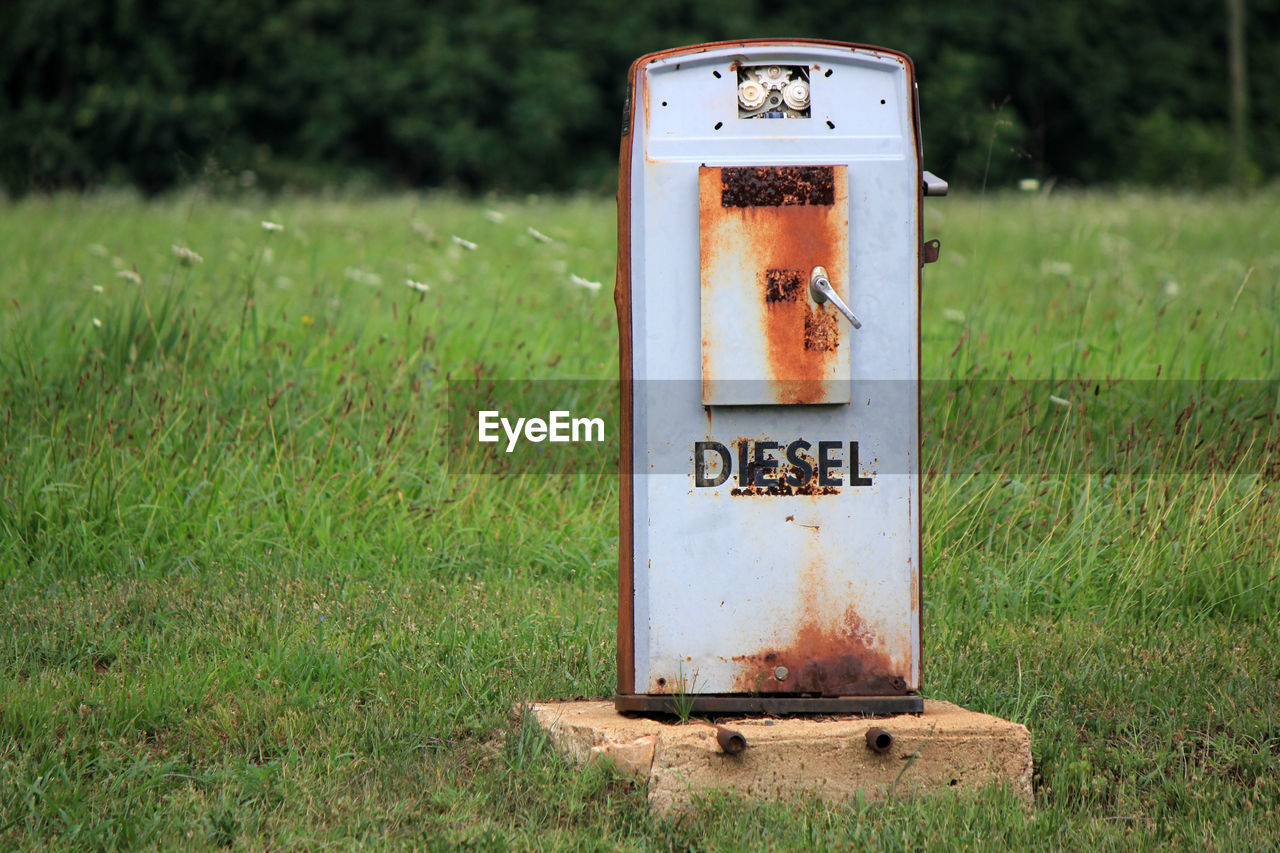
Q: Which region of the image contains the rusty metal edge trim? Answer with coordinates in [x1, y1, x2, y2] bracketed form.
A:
[909, 52, 925, 697]
[626, 38, 917, 78]
[614, 54, 640, 696]
[614, 694, 924, 717]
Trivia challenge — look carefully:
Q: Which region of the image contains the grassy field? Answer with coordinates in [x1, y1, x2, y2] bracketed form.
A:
[1, 187, 1278, 849]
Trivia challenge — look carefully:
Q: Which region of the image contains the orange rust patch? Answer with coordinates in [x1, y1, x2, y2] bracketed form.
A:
[756, 204, 844, 400]
[720, 166, 835, 207]
[699, 165, 849, 405]
[764, 268, 804, 303]
[732, 557, 907, 696]
[731, 606, 906, 694]
[804, 309, 839, 352]
[729, 447, 840, 497]
[730, 481, 838, 497]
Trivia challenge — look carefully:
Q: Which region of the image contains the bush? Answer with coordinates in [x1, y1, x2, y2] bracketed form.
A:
[1128, 110, 1258, 189]
[0, 0, 1276, 194]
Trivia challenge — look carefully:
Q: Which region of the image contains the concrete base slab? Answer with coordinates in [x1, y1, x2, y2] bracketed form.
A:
[528, 699, 1031, 813]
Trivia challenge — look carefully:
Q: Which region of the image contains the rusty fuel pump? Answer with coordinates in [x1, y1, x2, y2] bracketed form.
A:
[614, 40, 945, 716]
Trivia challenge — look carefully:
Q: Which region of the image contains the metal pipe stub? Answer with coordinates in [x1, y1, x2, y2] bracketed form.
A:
[865, 726, 894, 754]
[714, 725, 748, 754]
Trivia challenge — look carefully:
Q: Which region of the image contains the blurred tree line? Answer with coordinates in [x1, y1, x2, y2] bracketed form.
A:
[1, 0, 1276, 195]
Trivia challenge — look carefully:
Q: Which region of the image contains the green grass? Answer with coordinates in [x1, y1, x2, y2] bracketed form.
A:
[1, 186, 1278, 849]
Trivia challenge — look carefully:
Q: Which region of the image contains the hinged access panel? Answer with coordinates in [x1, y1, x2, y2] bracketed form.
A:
[700, 164, 852, 406]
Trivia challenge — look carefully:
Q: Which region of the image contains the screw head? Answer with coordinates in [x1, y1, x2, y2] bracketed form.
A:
[773, 666, 789, 681]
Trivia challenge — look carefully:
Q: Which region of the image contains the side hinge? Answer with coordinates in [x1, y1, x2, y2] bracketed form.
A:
[921, 238, 941, 264]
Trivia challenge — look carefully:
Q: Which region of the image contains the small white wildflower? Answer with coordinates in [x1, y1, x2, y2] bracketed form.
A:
[569, 273, 602, 292]
[344, 267, 382, 286]
[92, 317, 103, 328]
[526, 227, 553, 244]
[483, 209, 506, 223]
[1019, 178, 1041, 192]
[942, 308, 965, 323]
[261, 220, 284, 232]
[1049, 395, 1070, 408]
[1163, 280, 1180, 297]
[90, 284, 105, 294]
[116, 269, 142, 285]
[405, 279, 431, 293]
[87, 244, 110, 258]
[170, 244, 204, 264]
[451, 235, 478, 250]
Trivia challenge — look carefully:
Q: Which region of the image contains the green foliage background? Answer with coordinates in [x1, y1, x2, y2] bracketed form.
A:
[2, 0, 1278, 194]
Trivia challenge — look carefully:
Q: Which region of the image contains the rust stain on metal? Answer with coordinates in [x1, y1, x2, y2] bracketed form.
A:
[731, 606, 907, 694]
[701, 335, 711, 389]
[764, 268, 804, 303]
[756, 202, 844, 403]
[726, 443, 840, 497]
[700, 165, 849, 405]
[804, 310, 839, 352]
[732, 558, 907, 696]
[730, 480, 838, 497]
[720, 166, 836, 207]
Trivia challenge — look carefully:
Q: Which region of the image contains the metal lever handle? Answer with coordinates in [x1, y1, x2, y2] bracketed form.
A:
[809, 266, 861, 330]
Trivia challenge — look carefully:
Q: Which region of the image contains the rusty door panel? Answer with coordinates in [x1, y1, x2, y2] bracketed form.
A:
[700, 165, 851, 406]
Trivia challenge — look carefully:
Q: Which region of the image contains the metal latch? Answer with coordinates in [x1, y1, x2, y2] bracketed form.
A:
[809, 266, 861, 329]
[923, 171, 948, 196]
